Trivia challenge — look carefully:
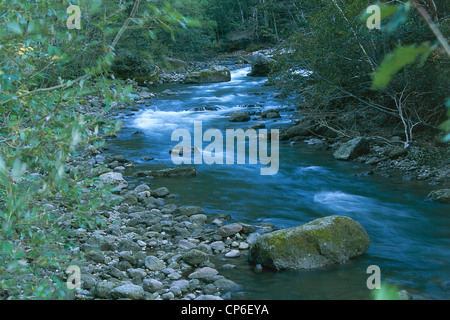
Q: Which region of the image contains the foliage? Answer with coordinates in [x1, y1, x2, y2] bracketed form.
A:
[371, 283, 400, 300]
[111, 49, 157, 82]
[365, 1, 449, 143]
[0, 0, 194, 299]
[441, 99, 450, 142]
[371, 44, 435, 90]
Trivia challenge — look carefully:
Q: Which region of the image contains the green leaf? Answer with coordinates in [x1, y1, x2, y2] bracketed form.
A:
[12, 158, 26, 179]
[27, 21, 39, 34]
[371, 283, 400, 300]
[371, 44, 434, 90]
[7, 22, 23, 35]
[361, 2, 411, 32]
[361, 4, 398, 22]
[0, 241, 14, 255]
[0, 154, 6, 173]
[383, 2, 411, 33]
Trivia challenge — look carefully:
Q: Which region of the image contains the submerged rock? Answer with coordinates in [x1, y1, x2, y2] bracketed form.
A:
[248, 216, 370, 270]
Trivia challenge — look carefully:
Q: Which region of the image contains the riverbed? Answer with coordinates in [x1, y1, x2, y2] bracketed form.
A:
[107, 67, 449, 300]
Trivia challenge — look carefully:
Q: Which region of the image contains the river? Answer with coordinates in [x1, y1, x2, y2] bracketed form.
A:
[107, 67, 449, 300]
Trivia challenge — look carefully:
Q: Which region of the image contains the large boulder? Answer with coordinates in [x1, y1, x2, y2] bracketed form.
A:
[248, 54, 276, 77]
[248, 216, 370, 270]
[426, 189, 450, 204]
[185, 66, 231, 84]
[333, 137, 370, 161]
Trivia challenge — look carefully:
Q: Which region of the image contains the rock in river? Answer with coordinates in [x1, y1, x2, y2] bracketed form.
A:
[248, 54, 276, 77]
[185, 66, 231, 84]
[248, 216, 370, 270]
[229, 111, 251, 123]
[426, 189, 450, 204]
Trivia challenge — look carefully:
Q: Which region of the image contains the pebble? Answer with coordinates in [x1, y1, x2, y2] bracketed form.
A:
[238, 242, 249, 250]
[110, 284, 145, 300]
[142, 279, 163, 293]
[188, 267, 219, 279]
[144, 256, 166, 271]
[225, 250, 240, 258]
[137, 240, 146, 247]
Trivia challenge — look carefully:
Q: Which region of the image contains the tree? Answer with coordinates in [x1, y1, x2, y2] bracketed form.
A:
[269, 0, 449, 147]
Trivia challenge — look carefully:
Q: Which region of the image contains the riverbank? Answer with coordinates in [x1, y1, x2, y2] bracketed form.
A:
[281, 107, 449, 191]
[4, 141, 276, 300]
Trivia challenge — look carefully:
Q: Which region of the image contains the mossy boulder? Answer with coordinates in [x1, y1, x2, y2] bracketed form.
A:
[248, 216, 370, 270]
[185, 66, 231, 84]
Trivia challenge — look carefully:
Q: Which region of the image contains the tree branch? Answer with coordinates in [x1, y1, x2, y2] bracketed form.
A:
[110, 0, 142, 52]
[411, 0, 450, 58]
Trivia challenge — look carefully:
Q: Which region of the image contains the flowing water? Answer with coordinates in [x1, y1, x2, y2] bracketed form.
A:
[107, 67, 449, 300]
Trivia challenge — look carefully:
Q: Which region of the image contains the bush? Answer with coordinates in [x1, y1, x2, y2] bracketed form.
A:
[111, 49, 157, 84]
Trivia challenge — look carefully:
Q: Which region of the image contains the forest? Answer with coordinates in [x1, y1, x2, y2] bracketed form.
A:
[0, 0, 449, 302]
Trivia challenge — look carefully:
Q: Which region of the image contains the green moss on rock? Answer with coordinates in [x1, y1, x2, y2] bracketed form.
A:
[185, 66, 231, 84]
[248, 216, 370, 270]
